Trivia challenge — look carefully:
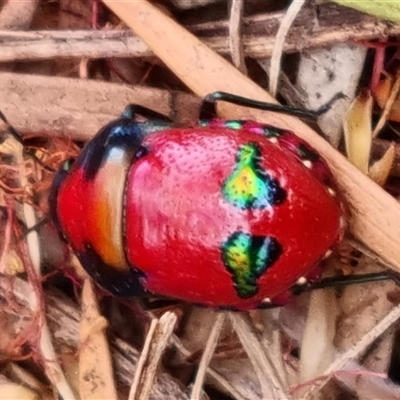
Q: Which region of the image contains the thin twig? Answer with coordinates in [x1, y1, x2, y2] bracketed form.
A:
[269, 0, 306, 97]
[12, 138, 76, 399]
[228, 0, 247, 74]
[0, 198, 13, 273]
[0, 6, 399, 62]
[293, 369, 388, 395]
[0, 273, 189, 397]
[79, 280, 118, 399]
[128, 312, 177, 400]
[303, 303, 400, 399]
[372, 70, 400, 137]
[229, 313, 290, 400]
[191, 312, 226, 400]
[129, 319, 158, 400]
[171, 333, 248, 400]
[370, 45, 386, 94]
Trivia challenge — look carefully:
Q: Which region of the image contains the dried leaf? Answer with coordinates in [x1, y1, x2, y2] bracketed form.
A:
[79, 279, 117, 400]
[303, 302, 400, 399]
[331, 0, 400, 24]
[6, 364, 54, 400]
[336, 360, 400, 400]
[374, 75, 394, 117]
[0, 137, 23, 158]
[3, 250, 24, 275]
[343, 89, 373, 174]
[0, 383, 40, 400]
[299, 290, 338, 383]
[368, 143, 395, 186]
[373, 72, 400, 136]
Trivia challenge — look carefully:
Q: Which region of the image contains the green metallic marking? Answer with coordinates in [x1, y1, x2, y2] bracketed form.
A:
[225, 120, 244, 130]
[62, 159, 73, 172]
[222, 143, 286, 209]
[221, 232, 282, 298]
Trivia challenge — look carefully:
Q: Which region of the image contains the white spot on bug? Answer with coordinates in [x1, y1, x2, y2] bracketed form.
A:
[324, 249, 333, 259]
[261, 297, 272, 305]
[268, 137, 278, 144]
[296, 276, 307, 286]
[302, 159, 313, 169]
[327, 187, 336, 197]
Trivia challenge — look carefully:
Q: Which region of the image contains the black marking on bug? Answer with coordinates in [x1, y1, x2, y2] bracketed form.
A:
[221, 232, 282, 298]
[76, 243, 147, 297]
[297, 143, 320, 162]
[222, 143, 286, 209]
[79, 119, 146, 181]
[262, 126, 285, 138]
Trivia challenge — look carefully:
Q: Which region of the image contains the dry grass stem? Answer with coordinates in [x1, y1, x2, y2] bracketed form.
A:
[8, 135, 76, 398]
[170, 333, 247, 400]
[373, 72, 400, 137]
[303, 303, 400, 399]
[0, 275, 189, 398]
[190, 312, 226, 400]
[269, 0, 306, 97]
[0, 202, 13, 273]
[1, 1, 400, 399]
[369, 143, 396, 186]
[129, 312, 177, 400]
[1, 3, 400, 62]
[0, 30, 151, 62]
[259, 310, 288, 389]
[229, 313, 290, 399]
[0, 381, 39, 400]
[79, 280, 117, 400]
[228, 0, 247, 74]
[344, 90, 373, 174]
[129, 319, 158, 400]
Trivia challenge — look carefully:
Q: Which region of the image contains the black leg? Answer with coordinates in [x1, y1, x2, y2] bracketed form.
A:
[0, 110, 24, 144]
[24, 217, 51, 236]
[0, 110, 54, 172]
[291, 271, 400, 296]
[121, 104, 172, 123]
[199, 91, 345, 120]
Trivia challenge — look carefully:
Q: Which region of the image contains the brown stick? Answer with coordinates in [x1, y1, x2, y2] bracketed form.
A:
[102, 0, 400, 271]
[0, 72, 201, 141]
[0, 4, 398, 63]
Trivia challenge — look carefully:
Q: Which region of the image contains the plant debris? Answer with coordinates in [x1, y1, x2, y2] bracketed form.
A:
[1, 1, 400, 399]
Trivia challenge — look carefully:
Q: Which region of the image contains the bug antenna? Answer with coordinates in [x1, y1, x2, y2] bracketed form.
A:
[25, 217, 51, 236]
[0, 109, 24, 144]
[0, 110, 55, 172]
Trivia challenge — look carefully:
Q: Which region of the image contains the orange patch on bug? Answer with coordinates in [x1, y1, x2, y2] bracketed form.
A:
[88, 159, 129, 271]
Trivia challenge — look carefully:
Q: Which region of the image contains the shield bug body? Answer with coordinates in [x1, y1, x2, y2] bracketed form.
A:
[48, 93, 345, 311]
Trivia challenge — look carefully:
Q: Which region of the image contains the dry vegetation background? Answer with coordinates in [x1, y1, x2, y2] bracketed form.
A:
[2, 0, 400, 399]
